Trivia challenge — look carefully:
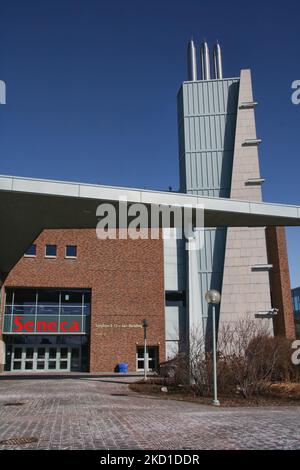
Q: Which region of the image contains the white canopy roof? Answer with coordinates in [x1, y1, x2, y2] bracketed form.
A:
[1, 174, 300, 275]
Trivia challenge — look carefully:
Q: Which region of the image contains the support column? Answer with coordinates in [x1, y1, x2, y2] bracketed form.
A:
[266, 226, 296, 339]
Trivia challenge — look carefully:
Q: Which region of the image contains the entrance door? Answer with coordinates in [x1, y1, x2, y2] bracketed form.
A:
[11, 346, 35, 372]
[44, 345, 71, 372]
[11, 345, 81, 372]
[136, 346, 158, 372]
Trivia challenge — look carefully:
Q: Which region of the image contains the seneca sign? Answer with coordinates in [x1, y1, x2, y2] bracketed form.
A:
[12, 316, 81, 334]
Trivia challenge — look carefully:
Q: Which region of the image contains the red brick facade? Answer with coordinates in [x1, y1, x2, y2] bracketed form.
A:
[1, 229, 166, 372]
[266, 226, 296, 339]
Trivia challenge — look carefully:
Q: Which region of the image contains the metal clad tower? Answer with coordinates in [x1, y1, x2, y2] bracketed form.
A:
[177, 41, 272, 339]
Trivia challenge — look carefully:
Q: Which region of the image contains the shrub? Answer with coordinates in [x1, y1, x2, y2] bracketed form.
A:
[162, 319, 300, 398]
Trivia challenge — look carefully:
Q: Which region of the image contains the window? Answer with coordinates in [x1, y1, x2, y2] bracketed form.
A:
[292, 288, 300, 316]
[3, 288, 91, 335]
[65, 245, 77, 258]
[45, 244, 57, 257]
[24, 244, 36, 257]
[14, 289, 37, 306]
[37, 288, 60, 314]
[7, 288, 37, 315]
[61, 289, 82, 315]
[165, 291, 186, 307]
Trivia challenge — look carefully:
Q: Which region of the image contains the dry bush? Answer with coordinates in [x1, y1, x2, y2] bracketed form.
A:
[164, 319, 300, 398]
[217, 319, 300, 397]
[216, 320, 274, 397]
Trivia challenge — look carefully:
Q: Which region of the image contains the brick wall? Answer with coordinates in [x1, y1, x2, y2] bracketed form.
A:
[266, 226, 296, 339]
[2, 229, 165, 372]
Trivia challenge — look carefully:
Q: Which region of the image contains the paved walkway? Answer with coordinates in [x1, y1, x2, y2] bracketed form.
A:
[0, 375, 299, 450]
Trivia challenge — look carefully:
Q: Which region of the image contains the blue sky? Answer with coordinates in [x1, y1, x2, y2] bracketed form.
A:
[0, 0, 299, 286]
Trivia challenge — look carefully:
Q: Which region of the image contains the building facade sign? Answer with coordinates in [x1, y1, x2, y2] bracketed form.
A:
[2, 314, 87, 335]
[2, 288, 90, 335]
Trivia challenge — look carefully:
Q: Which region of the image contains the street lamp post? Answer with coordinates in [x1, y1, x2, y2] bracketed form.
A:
[142, 319, 148, 381]
[205, 289, 221, 407]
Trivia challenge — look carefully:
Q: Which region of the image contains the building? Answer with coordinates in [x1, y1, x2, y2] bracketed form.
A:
[0, 41, 299, 373]
[292, 287, 300, 338]
[176, 40, 295, 344]
[2, 230, 165, 372]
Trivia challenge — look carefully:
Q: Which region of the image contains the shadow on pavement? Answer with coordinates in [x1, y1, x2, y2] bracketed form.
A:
[0, 373, 142, 385]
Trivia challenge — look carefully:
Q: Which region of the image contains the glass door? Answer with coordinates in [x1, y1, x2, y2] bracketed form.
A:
[11, 345, 35, 371]
[24, 346, 34, 371]
[11, 345, 74, 372]
[58, 346, 70, 371]
[36, 346, 47, 371]
[11, 346, 23, 371]
[47, 346, 58, 371]
[136, 346, 158, 371]
[148, 347, 158, 371]
[42, 346, 70, 371]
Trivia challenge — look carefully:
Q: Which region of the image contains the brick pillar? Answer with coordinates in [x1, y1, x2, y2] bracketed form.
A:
[266, 227, 296, 339]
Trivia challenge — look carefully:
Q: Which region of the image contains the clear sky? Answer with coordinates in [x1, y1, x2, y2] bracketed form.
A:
[0, 0, 299, 287]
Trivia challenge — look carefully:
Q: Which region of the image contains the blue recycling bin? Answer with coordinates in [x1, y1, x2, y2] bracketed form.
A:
[118, 362, 128, 373]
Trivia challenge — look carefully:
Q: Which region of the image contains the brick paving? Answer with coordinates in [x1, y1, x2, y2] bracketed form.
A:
[0, 374, 299, 450]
